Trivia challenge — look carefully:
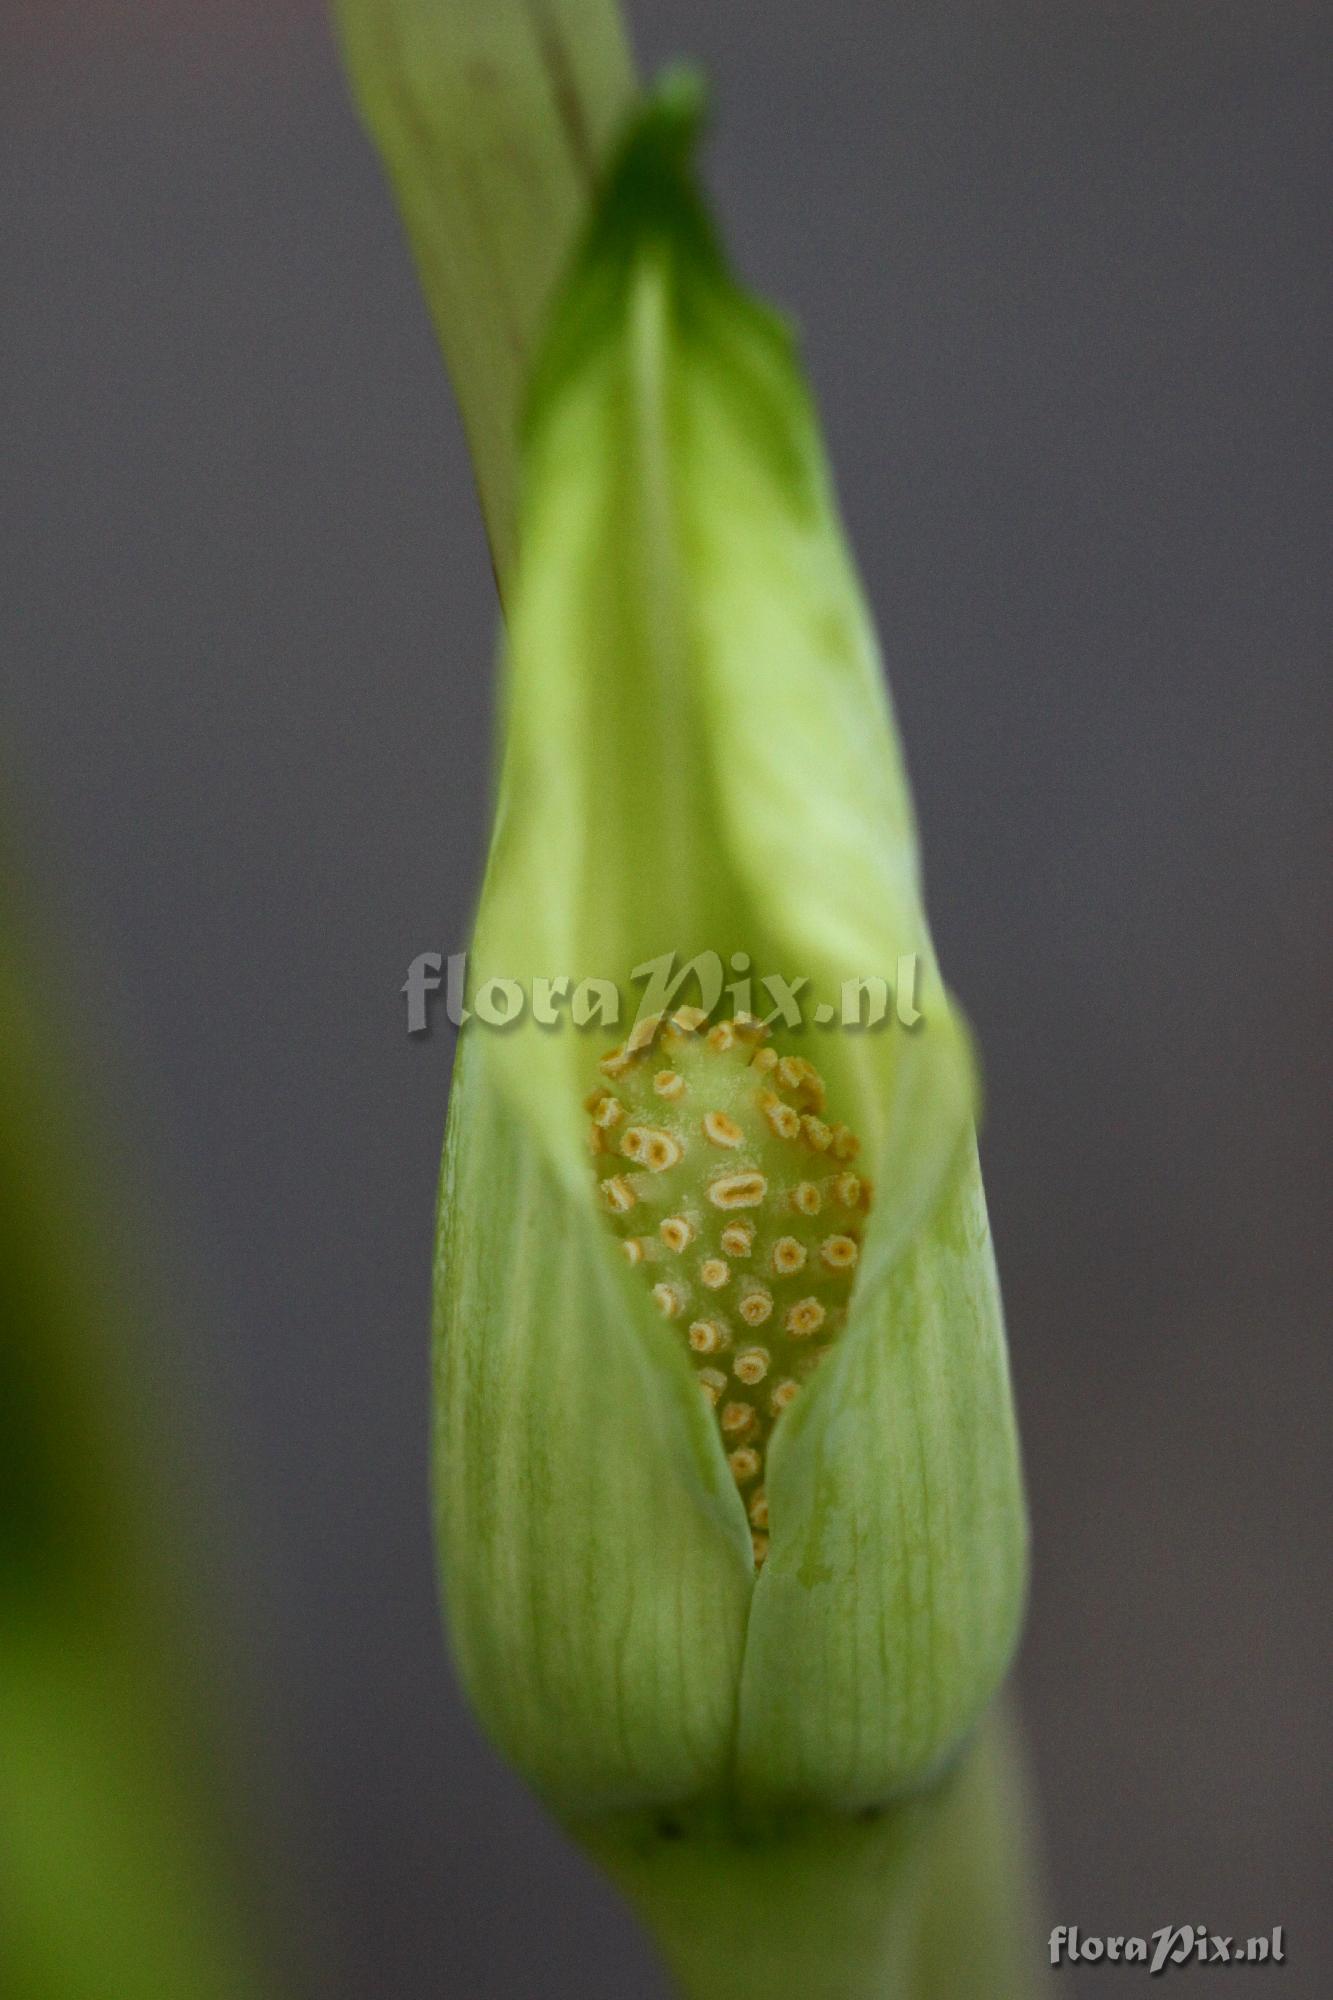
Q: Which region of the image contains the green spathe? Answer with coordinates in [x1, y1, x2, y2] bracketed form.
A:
[434, 67, 1028, 1953]
[474, 77, 976, 1241]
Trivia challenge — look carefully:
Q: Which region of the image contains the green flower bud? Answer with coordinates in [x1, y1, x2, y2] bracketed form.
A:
[433, 72, 1029, 1987]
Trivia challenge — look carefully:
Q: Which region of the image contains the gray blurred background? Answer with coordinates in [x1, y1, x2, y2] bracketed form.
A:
[2, 2, 1328, 1994]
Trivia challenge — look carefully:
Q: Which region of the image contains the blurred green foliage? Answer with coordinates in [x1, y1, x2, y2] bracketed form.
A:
[0, 829, 280, 2000]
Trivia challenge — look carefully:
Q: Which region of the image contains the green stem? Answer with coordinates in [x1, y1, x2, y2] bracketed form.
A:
[578, 1713, 1049, 2000]
[582, 1803, 932, 2000]
[911, 1707, 1052, 2000]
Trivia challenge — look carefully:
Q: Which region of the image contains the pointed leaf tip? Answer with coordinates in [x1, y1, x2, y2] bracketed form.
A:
[599, 67, 712, 229]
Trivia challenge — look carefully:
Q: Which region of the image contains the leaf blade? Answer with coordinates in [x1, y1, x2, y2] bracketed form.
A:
[334, 0, 637, 591]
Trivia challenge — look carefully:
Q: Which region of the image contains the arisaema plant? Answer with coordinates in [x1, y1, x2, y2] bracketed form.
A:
[339, 7, 1047, 1994]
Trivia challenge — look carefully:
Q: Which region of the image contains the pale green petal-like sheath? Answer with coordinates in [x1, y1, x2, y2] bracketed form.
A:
[741, 1133, 1024, 1806]
[435, 72, 1027, 1841]
[472, 85, 974, 1247]
[437, 1040, 752, 1814]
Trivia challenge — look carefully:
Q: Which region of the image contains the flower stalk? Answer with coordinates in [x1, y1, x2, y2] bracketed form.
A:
[580, 1705, 1045, 2000]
